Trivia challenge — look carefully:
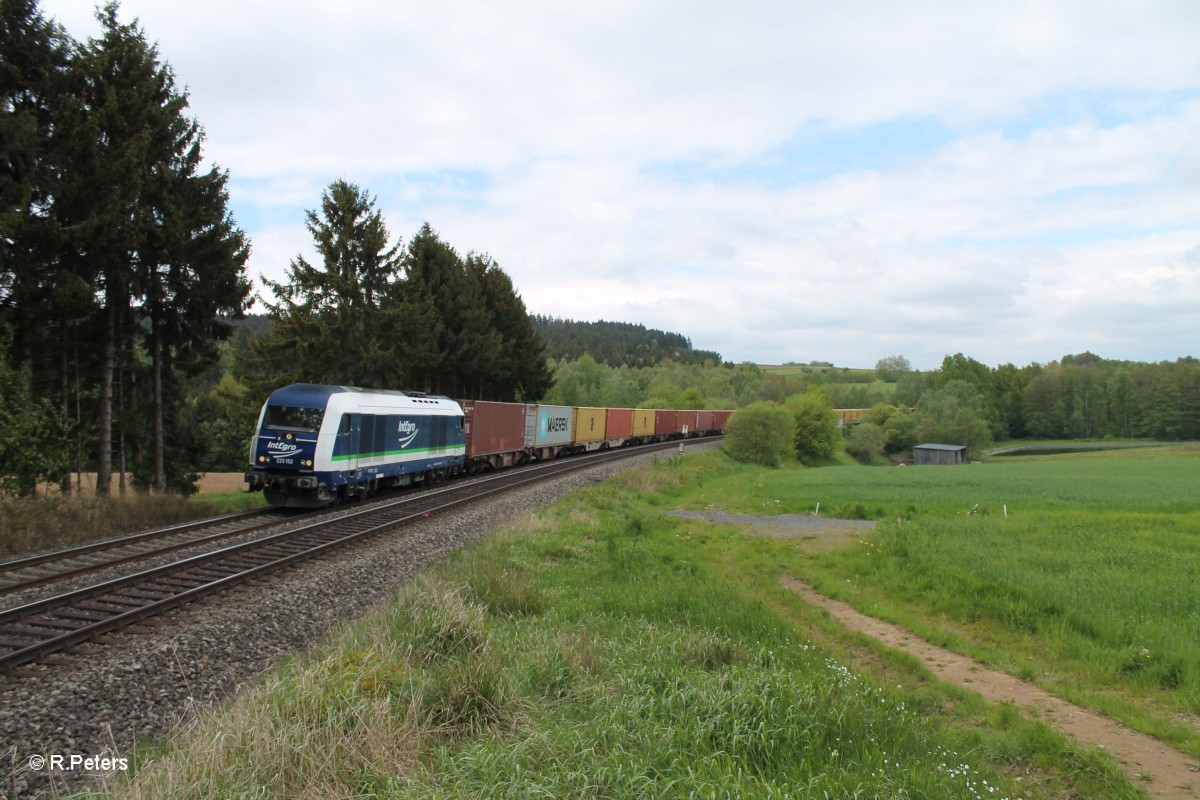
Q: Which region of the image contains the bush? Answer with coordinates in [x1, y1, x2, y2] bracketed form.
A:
[787, 388, 838, 464]
[845, 422, 886, 464]
[723, 402, 794, 467]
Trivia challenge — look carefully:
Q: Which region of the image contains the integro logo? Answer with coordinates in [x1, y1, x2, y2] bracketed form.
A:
[266, 441, 300, 458]
[397, 420, 420, 448]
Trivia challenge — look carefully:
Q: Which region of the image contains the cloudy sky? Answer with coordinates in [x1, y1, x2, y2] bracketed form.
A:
[40, 1, 1200, 369]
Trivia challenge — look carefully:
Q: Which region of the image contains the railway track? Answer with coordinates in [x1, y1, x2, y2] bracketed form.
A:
[0, 438, 714, 673]
[0, 508, 293, 602]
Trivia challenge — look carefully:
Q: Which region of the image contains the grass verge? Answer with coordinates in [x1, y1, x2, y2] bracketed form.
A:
[0, 491, 268, 560]
[101, 451, 1146, 799]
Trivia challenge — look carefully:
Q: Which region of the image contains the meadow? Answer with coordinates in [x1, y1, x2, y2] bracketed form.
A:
[684, 445, 1200, 756]
[106, 451, 1148, 799]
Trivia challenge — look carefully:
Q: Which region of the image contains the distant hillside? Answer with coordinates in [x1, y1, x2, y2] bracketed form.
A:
[532, 316, 722, 367]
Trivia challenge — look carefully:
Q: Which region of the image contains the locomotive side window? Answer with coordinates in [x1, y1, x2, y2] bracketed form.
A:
[339, 414, 352, 434]
[264, 405, 324, 433]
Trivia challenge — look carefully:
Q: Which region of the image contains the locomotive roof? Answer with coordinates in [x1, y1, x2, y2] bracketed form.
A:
[268, 383, 453, 406]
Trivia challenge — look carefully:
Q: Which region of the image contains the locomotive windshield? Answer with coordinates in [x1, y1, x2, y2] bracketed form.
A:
[263, 405, 324, 433]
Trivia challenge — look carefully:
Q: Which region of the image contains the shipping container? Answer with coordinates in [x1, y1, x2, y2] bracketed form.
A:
[654, 410, 675, 437]
[530, 404, 574, 449]
[605, 408, 634, 442]
[459, 400, 528, 468]
[632, 409, 656, 439]
[712, 410, 733, 431]
[674, 410, 699, 436]
[573, 407, 607, 448]
[696, 411, 716, 434]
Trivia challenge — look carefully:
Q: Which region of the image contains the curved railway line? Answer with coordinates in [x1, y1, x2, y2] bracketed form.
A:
[0, 508, 291, 599]
[0, 438, 714, 674]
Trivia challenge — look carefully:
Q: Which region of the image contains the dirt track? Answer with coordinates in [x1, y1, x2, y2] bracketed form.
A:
[784, 577, 1200, 800]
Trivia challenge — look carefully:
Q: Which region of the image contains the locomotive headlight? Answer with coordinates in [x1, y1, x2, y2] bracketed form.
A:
[258, 456, 265, 463]
[285, 433, 294, 441]
[304, 459, 312, 466]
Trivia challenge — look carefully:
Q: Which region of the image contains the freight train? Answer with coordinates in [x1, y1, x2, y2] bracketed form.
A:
[244, 383, 732, 508]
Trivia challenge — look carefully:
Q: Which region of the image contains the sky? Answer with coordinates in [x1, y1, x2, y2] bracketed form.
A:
[38, 1, 1200, 370]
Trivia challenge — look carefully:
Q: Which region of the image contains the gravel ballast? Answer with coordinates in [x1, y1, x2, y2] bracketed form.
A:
[0, 445, 713, 799]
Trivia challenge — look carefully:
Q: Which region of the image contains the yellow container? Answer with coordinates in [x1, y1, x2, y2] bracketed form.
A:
[573, 407, 607, 444]
[631, 409, 656, 437]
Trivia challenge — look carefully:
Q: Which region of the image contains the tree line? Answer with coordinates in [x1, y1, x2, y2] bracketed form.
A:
[911, 352, 1200, 444]
[1, 1, 250, 496]
[532, 316, 722, 367]
[238, 182, 550, 405]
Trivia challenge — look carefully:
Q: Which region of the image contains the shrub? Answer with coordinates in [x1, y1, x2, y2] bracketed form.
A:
[787, 387, 838, 464]
[723, 402, 794, 467]
[845, 422, 886, 464]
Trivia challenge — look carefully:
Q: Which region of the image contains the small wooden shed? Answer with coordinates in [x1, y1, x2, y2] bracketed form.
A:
[913, 443, 967, 466]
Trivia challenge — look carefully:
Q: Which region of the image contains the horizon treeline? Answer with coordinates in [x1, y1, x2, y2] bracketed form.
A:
[924, 352, 1200, 442]
[532, 316, 722, 367]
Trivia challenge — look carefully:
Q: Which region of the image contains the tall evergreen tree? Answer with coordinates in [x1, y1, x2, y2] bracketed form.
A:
[468, 252, 550, 401]
[249, 179, 403, 392]
[66, 3, 249, 493]
[403, 223, 498, 397]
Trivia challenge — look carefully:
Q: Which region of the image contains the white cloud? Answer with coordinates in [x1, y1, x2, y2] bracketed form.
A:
[37, 0, 1200, 369]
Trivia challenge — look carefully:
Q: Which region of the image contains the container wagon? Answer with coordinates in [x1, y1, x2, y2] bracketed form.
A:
[460, 400, 529, 471]
[605, 408, 634, 447]
[573, 407, 608, 452]
[529, 404, 573, 460]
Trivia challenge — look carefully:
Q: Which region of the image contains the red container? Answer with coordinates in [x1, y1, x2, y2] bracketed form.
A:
[459, 400, 527, 458]
[606, 408, 633, 439]
[696, 411, 716, 433]
[674, 411, 699, 435]
[654, 410, 675, 436]
[712, 410, 733, 431]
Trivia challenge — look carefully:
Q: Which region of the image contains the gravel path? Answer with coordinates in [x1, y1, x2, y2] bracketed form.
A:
[0, 446, 704, 799]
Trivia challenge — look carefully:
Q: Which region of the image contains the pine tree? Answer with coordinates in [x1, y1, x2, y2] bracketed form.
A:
[403, 223, 498, 397]
[250, 180, 403, 392]
[469, 252, 550, 401]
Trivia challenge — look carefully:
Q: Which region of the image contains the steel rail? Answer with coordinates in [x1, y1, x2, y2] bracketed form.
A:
[0, 437, 718, 672]
[0, 508, 279, 573]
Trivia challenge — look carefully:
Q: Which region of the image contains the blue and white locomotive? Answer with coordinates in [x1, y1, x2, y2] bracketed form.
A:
[244, 383, 465, 508]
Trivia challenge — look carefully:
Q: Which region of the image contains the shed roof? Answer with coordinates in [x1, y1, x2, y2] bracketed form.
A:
[914, 443, 967, 451]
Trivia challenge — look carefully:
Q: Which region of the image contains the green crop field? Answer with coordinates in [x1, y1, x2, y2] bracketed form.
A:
[683, 444, 1200, 757]
[105, 450, 1162, 799]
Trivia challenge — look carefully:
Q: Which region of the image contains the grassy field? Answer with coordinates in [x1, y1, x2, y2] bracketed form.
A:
[683, 445, 1200, 757]
[104, 452, 1150, 799]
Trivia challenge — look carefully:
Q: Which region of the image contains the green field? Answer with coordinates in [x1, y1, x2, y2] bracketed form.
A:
[759, 364, 878, 381]
[685, 445, 1200, 756]
[106, 450, 1164, 799]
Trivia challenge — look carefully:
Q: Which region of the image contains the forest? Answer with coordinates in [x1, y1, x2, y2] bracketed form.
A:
[532, 317, 722, 367]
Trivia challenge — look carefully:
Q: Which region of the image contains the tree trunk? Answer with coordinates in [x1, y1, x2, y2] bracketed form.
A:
[60, 321, 72, 496]
[153, 309, 165, 493]
[97, 300, 115, 497]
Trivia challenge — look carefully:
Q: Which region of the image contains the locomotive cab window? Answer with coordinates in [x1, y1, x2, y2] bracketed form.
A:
[264, 405, 324, 433]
